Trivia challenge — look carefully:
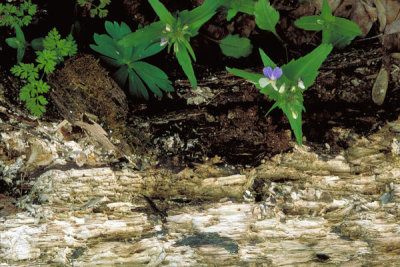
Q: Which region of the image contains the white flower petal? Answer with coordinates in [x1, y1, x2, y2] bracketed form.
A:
[298, 78, 305, 90]
[271, 81, 278, 91]
[279, 83, 285, 93]
[259, 78, 270, 88]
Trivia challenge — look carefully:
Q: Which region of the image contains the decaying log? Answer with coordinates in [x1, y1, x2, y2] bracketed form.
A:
[2, 114, 400, 266]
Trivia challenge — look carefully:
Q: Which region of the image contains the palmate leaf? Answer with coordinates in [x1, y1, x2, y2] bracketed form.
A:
[128, 68, 149, 99]
[104, 21, 131, 40]
[132, 61, 173, 97]
[254, 0, 279, 35]
[219, 34, 252, 58]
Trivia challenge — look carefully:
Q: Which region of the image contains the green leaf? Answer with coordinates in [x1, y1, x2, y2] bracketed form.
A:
[132, 42, 165, 61]
[179, 0, 219, 35]
[31, 37, 44, 50]
[118, 21, 164, 48]
[254, 0, 279, 35]
[219, 0, 255, 16]
[17, 46, 25, 63]
[5, 37, 19, 49]
[226, 9, 238, 21]
[294, 15, 324, 31]
[128, 68, 149, 99]
[219, 34, 252, 58]
[294, 0, 361, 48]
[105, 21, 132, 40]
[282, 44, 333, 89]
[175, 42, 197, 88]
[36, 50, 57, 73]
[320, 0, 334, 22]
[225, 67, 262, 84]
[131, 61, 173, 96]
[281, 103, 304, 146]
[148, 0, 175, 25]
[36, 80, 50, 93]
[324, 17, 362, 48]
[19, 84, 33, 101]
[259, 48, 276, 68]
[113, 65, 130, 87]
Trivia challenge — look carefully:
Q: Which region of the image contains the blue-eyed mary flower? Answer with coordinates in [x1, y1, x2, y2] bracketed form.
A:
[259, 66, 282, 91]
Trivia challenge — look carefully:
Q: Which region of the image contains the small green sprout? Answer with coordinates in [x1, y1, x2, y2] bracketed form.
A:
[294, 0, 362, 48]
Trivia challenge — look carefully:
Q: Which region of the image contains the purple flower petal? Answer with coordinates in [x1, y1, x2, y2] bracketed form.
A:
[271, 67, 282, 80]
[263, 66, 282, 80]
[263, 67, 273, 79]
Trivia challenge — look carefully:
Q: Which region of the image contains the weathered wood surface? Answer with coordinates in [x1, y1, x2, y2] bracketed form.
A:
[2, 112, 400, 266]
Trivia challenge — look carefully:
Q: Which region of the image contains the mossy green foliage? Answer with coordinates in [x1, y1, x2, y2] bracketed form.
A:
[294, 0, 362, 48]
[76, 0, 110, 18]
[90, 21, 174, 99]
[0, 0, 37, 28]
[10, 28, 77, 117]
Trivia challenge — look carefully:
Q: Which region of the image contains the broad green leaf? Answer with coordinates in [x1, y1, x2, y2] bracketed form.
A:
[259, 48, 276, 68]
[148, 0, 175, 25]
[31, 37, 44, 50]
[119, 21, 164, 47]
[282, 44, 332, 89]
[326, 17, 362, 48]
[175, 42, 197, 88]
[294, 15, 324, 31]
[219, 34, 252, 58]
[254, 0, 279, 35]
[5, 37, 18, 49]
